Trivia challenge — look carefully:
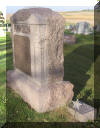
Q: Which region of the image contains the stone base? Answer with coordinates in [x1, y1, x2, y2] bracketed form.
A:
[7, 69, 74, 113]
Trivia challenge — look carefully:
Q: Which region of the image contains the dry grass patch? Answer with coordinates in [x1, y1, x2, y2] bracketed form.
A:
[60, 11, 94, 26]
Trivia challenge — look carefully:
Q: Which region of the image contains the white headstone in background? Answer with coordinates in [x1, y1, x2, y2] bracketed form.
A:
[74, 22, 93, 35]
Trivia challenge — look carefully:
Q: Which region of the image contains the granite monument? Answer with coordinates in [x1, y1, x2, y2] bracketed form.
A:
[7, 8, 74, 113]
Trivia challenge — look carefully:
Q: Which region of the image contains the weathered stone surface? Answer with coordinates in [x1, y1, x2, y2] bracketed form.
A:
[7, 70, 74, 112]
[11, 8, 65, 86]
[7, 8, 74, 113]
[74, 22, 93, 35]
[10, 8, 65, 25]
[64, 35, 76, 44]
[14, 24, 30, 33]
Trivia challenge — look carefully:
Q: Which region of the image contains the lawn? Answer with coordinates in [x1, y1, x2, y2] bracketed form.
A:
[0, 36, 6, 127]
[0, 31, 99, 123]
[64, 30, 94, 106]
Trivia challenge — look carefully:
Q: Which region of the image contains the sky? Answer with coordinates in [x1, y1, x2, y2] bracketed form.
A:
[0, 0, 98, 19]
[6, 6, 94, 14]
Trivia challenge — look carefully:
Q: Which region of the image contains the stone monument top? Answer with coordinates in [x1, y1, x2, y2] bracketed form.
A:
[11, 8, 65, 25]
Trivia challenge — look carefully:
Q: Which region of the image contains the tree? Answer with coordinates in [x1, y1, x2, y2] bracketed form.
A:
[0, 11, 5, 26]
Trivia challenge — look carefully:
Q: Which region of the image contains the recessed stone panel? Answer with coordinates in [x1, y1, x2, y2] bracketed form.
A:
[14, 24, 30, 33]
[14, 35, 31, 75]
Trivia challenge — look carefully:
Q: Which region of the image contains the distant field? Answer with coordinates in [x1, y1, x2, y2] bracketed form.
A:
[59, 11, 94, 26]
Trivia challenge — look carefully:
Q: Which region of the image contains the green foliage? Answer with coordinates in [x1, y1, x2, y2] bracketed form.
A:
[0, 11, 3, 15]
[0, 11, 5, 26]
[64, 33, 94, 105]
[64, 29, 74, 35]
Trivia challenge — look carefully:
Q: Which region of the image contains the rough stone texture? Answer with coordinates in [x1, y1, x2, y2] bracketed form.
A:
[64, 35, 76, 44]
[7, 8, 74, 112]
[10, 8, 65, 25]
[7, 70, 74, 112]
[10, 8, 65, 86]
[74, 22, 93, 35]
[14, 24, 30, 33]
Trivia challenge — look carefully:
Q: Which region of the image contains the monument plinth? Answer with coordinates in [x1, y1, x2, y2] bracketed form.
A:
[7, 8, 74, 112]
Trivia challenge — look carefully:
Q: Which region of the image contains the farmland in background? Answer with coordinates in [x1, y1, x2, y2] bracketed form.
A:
[59, 10, 94, 26]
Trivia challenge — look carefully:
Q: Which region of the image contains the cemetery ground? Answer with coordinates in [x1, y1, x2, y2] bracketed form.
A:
[0, 31, 100, 123]
[0, 36, 6, 127]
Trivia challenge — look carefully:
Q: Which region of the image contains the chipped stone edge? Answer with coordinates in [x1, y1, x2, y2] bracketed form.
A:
[7, 70, 74, 113]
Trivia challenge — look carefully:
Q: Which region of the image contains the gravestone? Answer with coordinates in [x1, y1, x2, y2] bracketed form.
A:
[64, 35, 76, 44]
[69, 24, 73, 30]
[7, 8, 74, 113]
[74, 22, 93, 35]
[67, 101, 97, 122]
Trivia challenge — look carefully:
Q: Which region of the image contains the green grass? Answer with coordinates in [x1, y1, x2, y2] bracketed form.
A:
[64, 33, 94, 106]
[7, 87, 75, 122]
[0, 36, 6, 127]
[0, 31, 99, 123]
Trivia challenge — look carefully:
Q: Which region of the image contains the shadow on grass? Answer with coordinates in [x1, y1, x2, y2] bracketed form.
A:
[0, 52, 12, 61]
[64, 41, 100, 119]
[76, 34, 94, 44]
[0, 40, 5, 44]
[64, 44, 94, 100]
[0, 71, 6, 86]
[0, 43, 12, 52]
[1, 122, 95, 128]
[94, 32, 100, 120]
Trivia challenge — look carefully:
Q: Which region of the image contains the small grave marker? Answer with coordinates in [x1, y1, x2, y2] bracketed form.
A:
[67, 100, 97, 122]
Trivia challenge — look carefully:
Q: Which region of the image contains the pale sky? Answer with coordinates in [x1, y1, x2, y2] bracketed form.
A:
[0, 0, 98, 19]
[6, 6, 94, 14]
